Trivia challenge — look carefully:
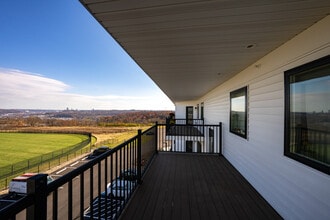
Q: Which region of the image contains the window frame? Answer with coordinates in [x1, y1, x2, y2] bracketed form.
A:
[229, 86, 248, 139]
[284, 55, 330, 174]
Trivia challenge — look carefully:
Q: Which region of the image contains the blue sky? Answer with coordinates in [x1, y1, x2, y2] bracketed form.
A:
[292, 75, 330, 113]
[0, 1, 174, 110]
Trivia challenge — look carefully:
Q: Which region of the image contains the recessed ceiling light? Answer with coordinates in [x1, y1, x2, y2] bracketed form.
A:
[246, 44, 256, 49]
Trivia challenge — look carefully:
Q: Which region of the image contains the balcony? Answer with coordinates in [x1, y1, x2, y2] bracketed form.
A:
[0, 123, 281, 219]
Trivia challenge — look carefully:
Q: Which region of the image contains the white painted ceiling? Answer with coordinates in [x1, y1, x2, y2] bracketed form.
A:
[80, 0, 330, 103]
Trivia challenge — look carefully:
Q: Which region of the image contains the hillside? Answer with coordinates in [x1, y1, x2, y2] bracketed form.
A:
[0, 109, 173, 129]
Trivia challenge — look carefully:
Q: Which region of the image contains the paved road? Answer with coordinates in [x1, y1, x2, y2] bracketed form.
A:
[12, 147, 140, 219]
[14, 155, 111, 220]
[50, 152, 135, 219]
[48, 156, 123, 220]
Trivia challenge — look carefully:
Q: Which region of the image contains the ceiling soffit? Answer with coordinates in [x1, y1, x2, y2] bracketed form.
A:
[80, 0, 330, 102]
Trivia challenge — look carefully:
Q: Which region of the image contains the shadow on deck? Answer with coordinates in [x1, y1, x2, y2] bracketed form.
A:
[121, 153, 282, 220]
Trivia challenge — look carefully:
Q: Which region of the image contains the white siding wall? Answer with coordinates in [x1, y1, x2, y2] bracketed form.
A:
[175, 16, 330, 219]
[175, 101, 200, 119]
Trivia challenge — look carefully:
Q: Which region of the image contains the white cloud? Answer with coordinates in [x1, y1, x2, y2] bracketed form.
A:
[0, 68, 174, 110]
[0, 69, 69, 97]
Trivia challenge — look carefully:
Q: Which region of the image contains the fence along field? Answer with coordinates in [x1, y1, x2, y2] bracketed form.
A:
[0, 126, 148, 190]
[0, 132, 91, 189]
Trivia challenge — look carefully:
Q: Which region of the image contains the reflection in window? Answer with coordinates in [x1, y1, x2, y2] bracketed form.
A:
[230, 87, 247, 138]
[285, 55, 330, 174]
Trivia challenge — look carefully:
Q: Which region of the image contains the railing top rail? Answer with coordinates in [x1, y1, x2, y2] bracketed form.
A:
[141, 125, 156, 135]
[159, 123, 221, 126]
[174, 118, 204, 120]
[0, 194, 34, 219]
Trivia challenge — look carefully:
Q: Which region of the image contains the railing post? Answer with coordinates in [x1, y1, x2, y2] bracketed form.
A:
[26, 174, 47, 220]
[137, 129, 142, 184]
[155, 122, 159, 154]
[219, 122, 222, 156]
[89, 133, 92, 151]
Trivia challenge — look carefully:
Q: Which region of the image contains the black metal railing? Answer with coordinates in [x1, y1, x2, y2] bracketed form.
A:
[0, 123, 222, 219]
[158, 122, 222, 155]
[172, 118, 204, 125]
[0, 126, 157, 220]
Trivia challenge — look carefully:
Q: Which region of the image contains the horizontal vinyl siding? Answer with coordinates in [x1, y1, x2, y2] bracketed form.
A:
[198, 16, 330, 220]
[204, 92, 228, 125]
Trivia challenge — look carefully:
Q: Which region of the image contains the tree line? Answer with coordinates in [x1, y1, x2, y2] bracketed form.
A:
[0, 110, 173, 129]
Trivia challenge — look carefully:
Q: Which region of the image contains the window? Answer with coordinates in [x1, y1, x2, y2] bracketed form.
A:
[197, 104, 200, 119]
[230, 87, 247, 138]
[186, 106, 194, 125]
[186, 140, 193, 152]
[284, 55, 330, 174]
[201, 102, 204, 120]
[209, 128, 214, 153]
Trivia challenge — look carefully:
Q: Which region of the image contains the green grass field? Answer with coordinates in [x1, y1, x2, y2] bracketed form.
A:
[0, 132, 89, 167]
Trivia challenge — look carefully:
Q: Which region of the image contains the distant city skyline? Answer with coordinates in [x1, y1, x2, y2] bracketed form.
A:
[0, 1, 174, 110]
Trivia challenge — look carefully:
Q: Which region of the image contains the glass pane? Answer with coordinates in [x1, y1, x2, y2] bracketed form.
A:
[230, 87, 247, 138]
[289, 65, 330, 165]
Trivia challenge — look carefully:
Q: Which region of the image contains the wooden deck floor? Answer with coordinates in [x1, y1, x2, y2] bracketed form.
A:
[120, 153, 282, 220]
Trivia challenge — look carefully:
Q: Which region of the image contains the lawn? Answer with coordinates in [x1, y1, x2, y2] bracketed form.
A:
[0, 132, 90, 167]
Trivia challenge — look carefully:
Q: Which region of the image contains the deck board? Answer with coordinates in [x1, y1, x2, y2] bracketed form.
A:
[120, 153, 282, 220]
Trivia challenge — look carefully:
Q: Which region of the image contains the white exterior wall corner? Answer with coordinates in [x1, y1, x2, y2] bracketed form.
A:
[194, 16, 330, 220]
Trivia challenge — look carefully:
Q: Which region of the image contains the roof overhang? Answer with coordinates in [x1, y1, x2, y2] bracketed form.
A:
[80, 0, 330, 103]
